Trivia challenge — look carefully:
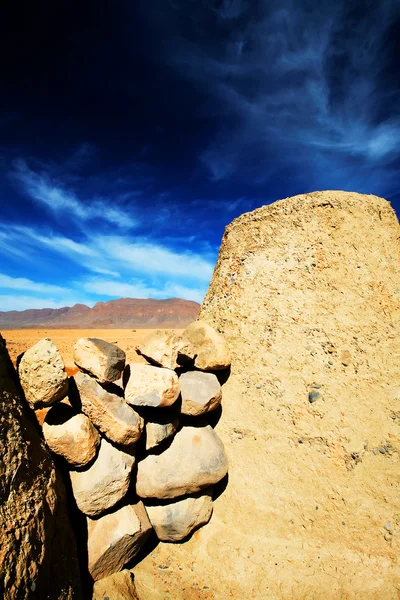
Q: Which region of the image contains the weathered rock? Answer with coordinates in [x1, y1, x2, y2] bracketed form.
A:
[136, 329, 181, 369]
[88, 503, 152, 581]
[0, 335, 82, 600]
[92, 570, 139, 600]
[145, 412, 180, 450]
[180, 371, 222, 416]
[74, 337, 126, 383]
[73, 371, 143, 445]
[136, 425, 228, 499]
[124, 363, 180, 408]
[69, 437, 135, 516]
[18, 338, 68, 408]
[43, 402, 100, 467]
[177, 320, 231, 370]
[145, 490, 213, 542]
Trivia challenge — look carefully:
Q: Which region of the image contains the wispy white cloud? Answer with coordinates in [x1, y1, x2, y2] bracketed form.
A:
[0, 273, 97, 312]
[0, 225, 215, 281]
[0, 224, 214, 308]
[12, 159, 136, 228]
[99, 237, 214, 281]
[0, 273, 67, 295]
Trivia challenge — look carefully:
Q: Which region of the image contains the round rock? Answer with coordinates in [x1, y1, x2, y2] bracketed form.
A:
[136, 330, 180, 370]
[43, 403, 100, 467]
[73, 371, 143, 445]
[180, 371, 222, 416]
[88, 503, 152, 581]
[136, 425, 228, 499]
[124, 363, 180, 408]
[145, 490, 213, 542]
[145, 412, 180, 451]
[73, 337, 126, 384]
[69, 437, 135, 517]
[18, 338, 68, 408]
[92, 571, 139, 600]
[177, 321, 231, 370]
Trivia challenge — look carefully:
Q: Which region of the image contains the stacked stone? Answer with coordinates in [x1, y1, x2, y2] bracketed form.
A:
[16, 321, 230, 583]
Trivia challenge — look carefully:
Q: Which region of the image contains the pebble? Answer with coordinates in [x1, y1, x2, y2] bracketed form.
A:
[309, 391, 321, 403]
[256, 385, 262, 389]
[298, 439, 303, 444]
[379, 447, 386, 454]
[384, 533, 392, 542]
[372, 448, 378, 455]
[385, 523, 391, 532]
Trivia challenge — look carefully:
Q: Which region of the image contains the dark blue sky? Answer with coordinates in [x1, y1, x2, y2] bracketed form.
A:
[1, 0, 399, 310]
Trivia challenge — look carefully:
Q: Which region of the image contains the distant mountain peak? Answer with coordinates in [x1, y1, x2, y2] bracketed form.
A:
[0, 298, 200, 329]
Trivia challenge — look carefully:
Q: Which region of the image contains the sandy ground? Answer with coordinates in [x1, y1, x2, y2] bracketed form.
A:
[2, 328, 182, 369]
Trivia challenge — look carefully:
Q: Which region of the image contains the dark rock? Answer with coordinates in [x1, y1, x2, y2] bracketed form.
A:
[309, 391, 321, 403]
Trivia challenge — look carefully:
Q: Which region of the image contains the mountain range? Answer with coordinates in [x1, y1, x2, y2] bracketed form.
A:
[0, 298, 200, 329]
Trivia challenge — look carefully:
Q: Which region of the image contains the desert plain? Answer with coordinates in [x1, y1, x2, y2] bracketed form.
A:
[4, 328, 179, 369]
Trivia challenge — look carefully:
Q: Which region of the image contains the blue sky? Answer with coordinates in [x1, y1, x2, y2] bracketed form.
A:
[0, 0, 399, 311]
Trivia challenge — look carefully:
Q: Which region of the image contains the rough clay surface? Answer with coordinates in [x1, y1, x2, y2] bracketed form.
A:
[74, 337, 126, 383]
[136, 329, 180, 369]
[133, 191, 400, 599]
[18, 337, 68, 408]
[136, 425, 228, 499]
[88, 503, 152, 581]
[145, 491, 213, 542]
[180, 371, 222, 416]
[0, 335, 82, 599]
[69, 436, 135, 517]
[124, 363, 180, 408]
[73, 371, 143, 445]
[92, 570, 139, 600]
[43, 403, 100, 467]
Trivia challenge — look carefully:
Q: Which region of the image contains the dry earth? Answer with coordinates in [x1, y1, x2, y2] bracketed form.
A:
[4, 329, 183, 369]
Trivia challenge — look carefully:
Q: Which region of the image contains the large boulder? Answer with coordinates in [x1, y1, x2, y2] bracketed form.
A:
[74, 337, 126, 383]
[136, 329, 180, 370]
[0, 335, 82, 599]
[124, 363, 180, 408]
[73, 371, 143, 445]
[133, 192, 400, 599]
[87, 503, 152, 581]
[136, 425, 228, 499]
[179, 371, 222, 416]
[145, 490, 213, 542]
[177, 321, 231, 370]
[43, 402, 100, 467]
[69, 437, 135, 517]
[18, 338, 68, 408]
